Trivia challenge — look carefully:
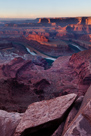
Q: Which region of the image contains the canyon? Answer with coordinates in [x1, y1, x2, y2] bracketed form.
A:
[0, 17, 91, 57]
[0, 17, 91, 136]
[0, 48, 91, 135]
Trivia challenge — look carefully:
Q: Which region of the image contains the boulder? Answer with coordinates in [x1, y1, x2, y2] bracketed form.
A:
[14, 93, 77, 136]
[63, 114, 91, 136]
[52, 96, 83, 136]
[63, 85, 91, 136]
[82, 100, 91, 125]
[62, 96, 84, 135]
[0, 110, 23, 136]
[80, 85, 91, 109]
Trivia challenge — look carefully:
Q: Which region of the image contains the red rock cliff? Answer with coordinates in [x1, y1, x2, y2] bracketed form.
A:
[38, 17, 91, 25]
[26, 34, 49, 42]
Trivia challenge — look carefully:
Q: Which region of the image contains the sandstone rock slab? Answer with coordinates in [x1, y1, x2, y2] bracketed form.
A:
[63, 85, 91, 136]
[63, 114, 91, 136]
[14, 93, 77, 136]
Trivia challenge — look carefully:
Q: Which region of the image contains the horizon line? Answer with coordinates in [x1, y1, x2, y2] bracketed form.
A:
[0, 15, 91, 20]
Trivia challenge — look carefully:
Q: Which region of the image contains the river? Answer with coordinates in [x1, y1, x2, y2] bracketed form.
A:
[68, 43, 85, 52]
[13, 41, 85, 61]
[26, 47, 56, 61]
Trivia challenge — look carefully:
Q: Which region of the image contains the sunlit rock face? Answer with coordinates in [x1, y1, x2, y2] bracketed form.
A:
[38, 18, 78, 25]
[76, 17, 82, 24]
[26, 34, 49, 42]
[38, 18, 51, 23]
[86, 17, 91, 25]
[38, 17, 91, 25]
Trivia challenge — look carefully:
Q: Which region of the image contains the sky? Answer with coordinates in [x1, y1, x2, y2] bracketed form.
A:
[0, 0, 91, 19]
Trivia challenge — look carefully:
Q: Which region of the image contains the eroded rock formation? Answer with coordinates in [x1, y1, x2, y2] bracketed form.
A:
[0, 48, 91, 135]
[0, 49, 91, 112]
[38, 17, 91, 25]
[26, 34, 49, 42]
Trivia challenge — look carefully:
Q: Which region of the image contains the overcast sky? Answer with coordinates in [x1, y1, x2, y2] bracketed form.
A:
[0, 0, 91, 18]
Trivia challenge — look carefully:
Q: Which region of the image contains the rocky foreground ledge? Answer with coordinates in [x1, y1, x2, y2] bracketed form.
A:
[1, 86, 91, 136]
[0, 93, 77, 136]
